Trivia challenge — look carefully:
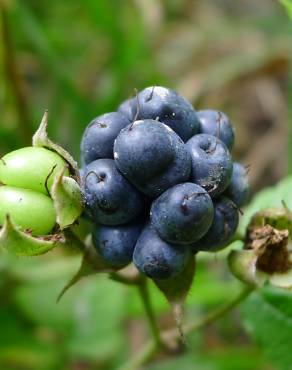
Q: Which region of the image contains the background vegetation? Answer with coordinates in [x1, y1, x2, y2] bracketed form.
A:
[0, 1, 291, 369]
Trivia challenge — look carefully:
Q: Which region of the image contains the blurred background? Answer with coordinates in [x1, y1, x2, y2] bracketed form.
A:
[0, 1, 291, 369]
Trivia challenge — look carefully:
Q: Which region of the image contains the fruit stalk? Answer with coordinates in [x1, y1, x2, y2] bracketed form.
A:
[137, 276, 163, 348]
[119, 284, 253, 370]
[164, 284, 253, 341]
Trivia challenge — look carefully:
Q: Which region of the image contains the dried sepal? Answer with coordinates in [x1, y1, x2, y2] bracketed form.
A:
[229, 211, 292, 289]
[247, 207, 292, 235]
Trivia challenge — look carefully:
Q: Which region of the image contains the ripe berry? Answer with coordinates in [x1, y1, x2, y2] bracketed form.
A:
[197, 110, 235, 150]
[151, 183, 214, 244]
[83, 159, 143, 225]
[133, 86, 200, 141]
[186, 134, 233, 197]
[117, 98, 135, 121]
[0, 147, 68, 195]
[133, 224, 191, 279]
[114, 119, 191, 197]
[80, 112, 130, 166]
[0, 186, 56, 235]
[225, 162, 249, 207]
[192, 196, 239, 252]
[93, 220, 143, 268]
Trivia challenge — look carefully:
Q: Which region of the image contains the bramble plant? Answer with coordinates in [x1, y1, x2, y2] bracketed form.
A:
[1, 87, 292, 370]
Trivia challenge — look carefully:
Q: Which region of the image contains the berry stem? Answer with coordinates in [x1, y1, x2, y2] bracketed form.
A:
[137, 276, 163, 348]
[164, 284, 253, 341]
[118, 284, 253, 370]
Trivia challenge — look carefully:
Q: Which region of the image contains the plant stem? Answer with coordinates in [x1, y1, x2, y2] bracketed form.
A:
[137, 277, 163, 348]
[164, 284, 253, 341]
[1, 2, 33, 145]
[119, 284, 253, 370]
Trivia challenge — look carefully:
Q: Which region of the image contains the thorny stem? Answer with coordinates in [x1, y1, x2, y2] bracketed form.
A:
[118, 284, 253, 370]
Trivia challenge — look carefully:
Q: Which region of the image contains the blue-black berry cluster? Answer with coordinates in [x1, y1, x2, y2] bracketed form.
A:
[80, 86, 249, 279]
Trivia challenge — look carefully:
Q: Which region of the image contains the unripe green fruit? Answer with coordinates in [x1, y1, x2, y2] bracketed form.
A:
[0, 147, 69, 195]
[0, 186, 56, 235]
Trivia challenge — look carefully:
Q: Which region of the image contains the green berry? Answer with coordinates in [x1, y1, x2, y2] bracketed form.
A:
[0, 147, 69, 195]
[0, 186, 56, 235]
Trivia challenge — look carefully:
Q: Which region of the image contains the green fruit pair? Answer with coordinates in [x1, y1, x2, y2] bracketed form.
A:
[0, 147, 69, 235]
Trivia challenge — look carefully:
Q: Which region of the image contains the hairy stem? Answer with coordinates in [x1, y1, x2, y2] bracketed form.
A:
[119, 284, 253, 370]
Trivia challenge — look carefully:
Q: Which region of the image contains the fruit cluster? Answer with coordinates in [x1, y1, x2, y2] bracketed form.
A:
[81, 86, 249, 279]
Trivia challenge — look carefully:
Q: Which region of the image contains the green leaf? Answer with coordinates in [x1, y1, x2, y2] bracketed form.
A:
[279, 0, 292, 19]
[145, 353, 205, 370]
[261, 286, 292, 317]
[0, 308, 60, 370]
[0, 215, 63, 256]
[66, 277, 128, 360]
[145, 347, 268, 370]
[14, 273, 128, 361]
[154, 256, 195, 341]
[8, 254, 81, 283]
[241, 289, 292, 370]
[51, 170, 83, 229]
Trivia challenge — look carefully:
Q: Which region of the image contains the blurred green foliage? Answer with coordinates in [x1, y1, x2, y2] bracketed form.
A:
[279, 0, 292, 19]
[1, 0, 292, 369]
